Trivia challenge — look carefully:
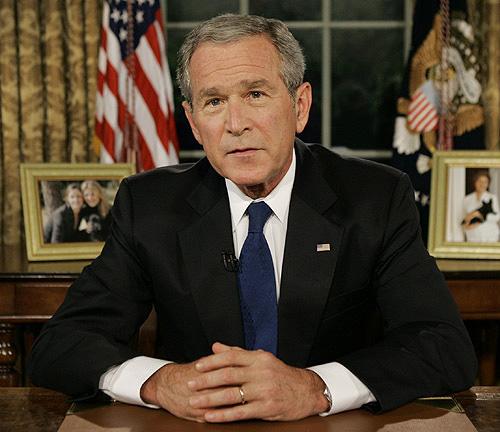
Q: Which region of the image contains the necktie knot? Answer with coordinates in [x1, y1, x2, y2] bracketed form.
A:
[247, 202, 273, 233]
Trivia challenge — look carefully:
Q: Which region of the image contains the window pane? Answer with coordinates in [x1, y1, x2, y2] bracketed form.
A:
[249, 0, 322, 21]
[292, 30, 322, 144]
[332, 0, 404, 21]
[167, 29, 200, 151]
[331, 29, 403, 149]
[167, 0, 238, 22]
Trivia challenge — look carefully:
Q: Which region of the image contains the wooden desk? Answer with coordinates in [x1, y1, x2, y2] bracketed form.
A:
[2, 387, 70, 432]
[1, 243, 500, 385]
[0, 244, 89, 385]
[437, 259, 500, 320]
[1, 387, 499, 432]
[437, 259, 500, 385]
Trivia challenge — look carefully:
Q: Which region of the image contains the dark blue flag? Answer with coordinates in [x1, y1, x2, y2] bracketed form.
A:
[392, 0, 485, 243]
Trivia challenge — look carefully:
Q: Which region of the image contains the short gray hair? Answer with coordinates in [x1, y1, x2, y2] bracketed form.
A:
[177, 14, 306, 105]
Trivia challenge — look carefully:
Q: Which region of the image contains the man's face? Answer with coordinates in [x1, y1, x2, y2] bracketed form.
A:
[183, 35, 311, 197]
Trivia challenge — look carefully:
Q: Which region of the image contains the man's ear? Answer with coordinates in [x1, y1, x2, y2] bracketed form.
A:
[294, 82, 312, 134]
[182, 101, 202, 144]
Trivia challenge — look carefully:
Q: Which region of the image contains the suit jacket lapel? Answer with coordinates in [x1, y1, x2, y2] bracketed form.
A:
[176, 143, 344, 361]
[278, 140, 344, 367]
[178, 163, 244, 349]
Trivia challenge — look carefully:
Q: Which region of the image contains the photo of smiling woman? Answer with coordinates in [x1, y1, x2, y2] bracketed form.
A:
[462, 169, 500, 242]
[41, 179, 117, 244]
[79, 180, 112, 242]
[44, 183, 86, 243]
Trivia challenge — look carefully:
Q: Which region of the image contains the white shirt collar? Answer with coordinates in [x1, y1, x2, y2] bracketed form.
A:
[225, 149, 296, 228]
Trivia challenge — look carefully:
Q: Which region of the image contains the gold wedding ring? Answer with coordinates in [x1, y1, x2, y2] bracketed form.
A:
[238, 386, 247, 405]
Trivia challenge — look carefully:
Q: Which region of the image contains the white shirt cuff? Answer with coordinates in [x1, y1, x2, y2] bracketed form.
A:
[99, 356, 171, 408]
[308, 362, 376, 416]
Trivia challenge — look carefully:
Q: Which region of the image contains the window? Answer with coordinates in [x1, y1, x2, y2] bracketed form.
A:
[163, 0, 413, 159]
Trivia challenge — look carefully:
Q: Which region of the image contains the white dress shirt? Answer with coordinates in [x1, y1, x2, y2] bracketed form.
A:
[99, 149, 375, 414]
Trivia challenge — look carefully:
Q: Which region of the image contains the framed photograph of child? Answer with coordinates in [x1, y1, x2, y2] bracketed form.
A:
[428, 151, 500, 259]
[20, 163, 135, 261]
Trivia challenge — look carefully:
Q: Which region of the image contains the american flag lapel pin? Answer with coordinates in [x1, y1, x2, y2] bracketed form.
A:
[316, 243, 331, 252]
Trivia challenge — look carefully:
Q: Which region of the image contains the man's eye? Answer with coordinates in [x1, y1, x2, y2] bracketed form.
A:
[250, 91, 263, 99]
[207, 98, 221, 107]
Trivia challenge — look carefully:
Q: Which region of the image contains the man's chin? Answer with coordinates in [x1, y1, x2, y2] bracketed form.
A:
[231, 178, 264, 189]
[229, 176, 277, 199]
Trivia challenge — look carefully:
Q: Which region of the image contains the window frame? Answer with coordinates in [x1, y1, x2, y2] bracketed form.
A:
[162, 0, 414, 160]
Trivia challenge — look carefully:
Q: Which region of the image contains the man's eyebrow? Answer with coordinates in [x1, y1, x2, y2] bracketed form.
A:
[198, 87, 221, 99]
[240, 79, 273, 90]
[197, 79, 273, 100]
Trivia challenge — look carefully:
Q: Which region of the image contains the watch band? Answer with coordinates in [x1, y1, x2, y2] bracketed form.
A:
[323, 386, 333, 413]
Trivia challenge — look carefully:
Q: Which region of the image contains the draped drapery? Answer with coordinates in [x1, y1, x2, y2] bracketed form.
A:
[0, 0, 101, 247]
[471, 0, 500, 150]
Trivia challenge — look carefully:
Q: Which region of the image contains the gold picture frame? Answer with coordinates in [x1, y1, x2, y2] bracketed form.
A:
[20, 163, 135, 261]
[428, 151, 500, 259]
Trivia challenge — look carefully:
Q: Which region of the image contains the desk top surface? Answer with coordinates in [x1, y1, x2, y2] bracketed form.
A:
[2, 387, 499, 432]
[0, 244, 89, 278]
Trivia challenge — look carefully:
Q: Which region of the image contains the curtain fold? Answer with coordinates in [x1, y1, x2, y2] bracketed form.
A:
[0, 1, 22, 245]
[0, 0, 101, 247]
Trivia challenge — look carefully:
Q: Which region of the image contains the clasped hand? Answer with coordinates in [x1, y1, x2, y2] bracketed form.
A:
[140, 342, 328, 422]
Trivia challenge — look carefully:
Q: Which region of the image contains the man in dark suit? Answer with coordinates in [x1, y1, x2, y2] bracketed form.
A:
[29, 14, 476, 423]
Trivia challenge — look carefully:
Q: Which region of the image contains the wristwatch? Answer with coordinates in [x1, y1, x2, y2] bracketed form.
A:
[323, 386, 333, 412]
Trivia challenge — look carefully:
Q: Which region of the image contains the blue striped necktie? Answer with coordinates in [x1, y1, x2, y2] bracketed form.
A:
[237, 201, 278, 354]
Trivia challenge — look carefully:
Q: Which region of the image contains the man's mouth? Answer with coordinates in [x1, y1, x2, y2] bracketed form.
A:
[228, 148, 258, 155]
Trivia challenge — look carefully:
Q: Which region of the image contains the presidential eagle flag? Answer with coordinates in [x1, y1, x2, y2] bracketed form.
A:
[95, 0, 179, 171]
[392, 0, 485, 242]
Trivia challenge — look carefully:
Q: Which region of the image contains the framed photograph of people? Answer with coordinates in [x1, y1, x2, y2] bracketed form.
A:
[428, 151, 500, 259]
[20, 163, 135, 261]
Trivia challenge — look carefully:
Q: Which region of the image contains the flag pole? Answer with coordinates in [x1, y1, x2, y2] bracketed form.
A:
[438, 0, 453, 151]
[126, 0, 139, 170]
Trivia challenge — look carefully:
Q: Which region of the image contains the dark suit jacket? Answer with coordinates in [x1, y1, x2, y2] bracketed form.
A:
[29, 140, 476, 412]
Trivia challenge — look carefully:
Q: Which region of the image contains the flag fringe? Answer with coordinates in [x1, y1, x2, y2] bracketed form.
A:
[410, 14, 442, 96]
[454, 104, 484, 136]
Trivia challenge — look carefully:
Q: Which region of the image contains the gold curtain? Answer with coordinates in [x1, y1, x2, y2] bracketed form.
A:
[0, 0, 101, 247]
[471, 0, 500, 149]
[483, 0, 500, 149]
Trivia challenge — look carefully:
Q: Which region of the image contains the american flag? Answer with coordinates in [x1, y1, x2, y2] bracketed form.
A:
[95, 0, 179, 171]
[407, 80, 440, 133]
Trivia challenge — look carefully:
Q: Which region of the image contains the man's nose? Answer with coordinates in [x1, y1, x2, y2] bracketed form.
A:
[225, 100, 250, 136]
